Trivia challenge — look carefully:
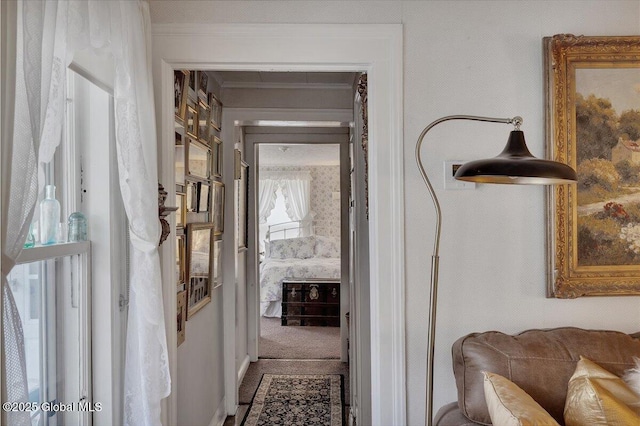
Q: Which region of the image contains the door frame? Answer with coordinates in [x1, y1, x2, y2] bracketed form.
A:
[152, 23, 405, 426]
[245, 120, 351, 362]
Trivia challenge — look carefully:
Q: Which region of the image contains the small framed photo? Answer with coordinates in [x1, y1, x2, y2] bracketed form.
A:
[176, 192, 186, 227]
[198, 103, 210, 143]
[211, 135, 223, 178]
[188, 71, 197, 103]
[175, 144, 185, 186]
[212, 236, 222, 289]
[237, 161, 249, 250]
[174, 70, 189, 120]
[186, 138, 210, 180]
[176, 233, 186, 285]
[209, 93, 223, 131]
[211, 181, 225, 234]
[185, 105, 198, 140]
[177, 290, 186, 346]
[198, 71, 209, 104]
[186, 223, 214, 317]
[198, 182, 210, 213]
[186, 181, 198, 212]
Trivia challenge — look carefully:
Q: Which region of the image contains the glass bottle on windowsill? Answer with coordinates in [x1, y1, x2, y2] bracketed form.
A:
[23, 223, 35, 248]
[40, 184, 61, 245]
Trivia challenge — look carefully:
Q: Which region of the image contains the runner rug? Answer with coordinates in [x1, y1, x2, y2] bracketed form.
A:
[241, 374, 344, 426]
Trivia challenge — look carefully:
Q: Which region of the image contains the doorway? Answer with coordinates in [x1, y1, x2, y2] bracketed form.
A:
[153, 23, 405, 426]
[256, 142, 345, 361]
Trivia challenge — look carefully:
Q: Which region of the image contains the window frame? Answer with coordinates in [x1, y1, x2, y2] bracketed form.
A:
[14, 241, 92, 426]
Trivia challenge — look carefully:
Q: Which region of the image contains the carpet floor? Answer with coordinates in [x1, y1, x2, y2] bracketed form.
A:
[259, 317, 340, 359]
[241, 374, 344, 426]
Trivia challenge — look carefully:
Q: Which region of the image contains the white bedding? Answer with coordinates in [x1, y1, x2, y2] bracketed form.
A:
[259, 257, 341, 317]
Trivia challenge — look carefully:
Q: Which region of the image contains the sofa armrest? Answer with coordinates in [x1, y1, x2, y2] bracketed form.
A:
[434, 402, 482, 426]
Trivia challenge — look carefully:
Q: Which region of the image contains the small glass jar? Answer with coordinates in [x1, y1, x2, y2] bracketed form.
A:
[67, 212, 87, 242]
[40, 185, 61, 245]
[24, 223, 35, 248]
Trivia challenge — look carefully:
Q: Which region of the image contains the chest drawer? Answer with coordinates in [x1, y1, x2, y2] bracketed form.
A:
[281, 279, 340, 326]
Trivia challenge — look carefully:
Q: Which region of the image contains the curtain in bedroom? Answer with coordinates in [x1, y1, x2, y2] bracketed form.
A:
[258, 178, 280, 224]
[2, 2, 169, 425]
[279, 171, 313, 236]
[260, 170, 313, 231]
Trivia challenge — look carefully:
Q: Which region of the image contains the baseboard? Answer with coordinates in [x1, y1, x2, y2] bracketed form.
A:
[238, 354, 251, 384]
[209, 396, 227, 426]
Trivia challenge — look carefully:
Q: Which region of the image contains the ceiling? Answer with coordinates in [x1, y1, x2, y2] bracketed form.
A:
[213, 72, 355, 167]
[211, 71, 357, 87]
[259, 144, 340, 167]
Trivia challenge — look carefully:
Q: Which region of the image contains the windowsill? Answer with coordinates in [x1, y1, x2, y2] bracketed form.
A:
[17, 241, 90, 264]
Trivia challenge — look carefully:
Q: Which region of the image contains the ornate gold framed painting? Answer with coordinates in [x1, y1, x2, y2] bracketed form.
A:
[545, 34, 640, 297]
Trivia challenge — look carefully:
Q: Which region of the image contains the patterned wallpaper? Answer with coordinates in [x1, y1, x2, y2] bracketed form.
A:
[261, 166, 341, 238]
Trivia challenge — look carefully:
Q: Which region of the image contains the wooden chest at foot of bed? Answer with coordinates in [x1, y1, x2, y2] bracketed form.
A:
[281, 279, 340, 327]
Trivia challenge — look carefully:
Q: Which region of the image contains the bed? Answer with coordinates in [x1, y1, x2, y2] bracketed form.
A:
[260, 233, 341, 318]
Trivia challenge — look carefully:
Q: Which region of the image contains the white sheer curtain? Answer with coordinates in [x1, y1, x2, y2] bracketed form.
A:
[2, 2, 69, 425]
[277, 171, 313, 236]
[2, 2, 169, 425]
[258, 176, 280, 224]
[111, 3, 170, 425]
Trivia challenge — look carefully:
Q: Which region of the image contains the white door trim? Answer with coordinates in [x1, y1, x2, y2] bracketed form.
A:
[152, 23, 406, 426]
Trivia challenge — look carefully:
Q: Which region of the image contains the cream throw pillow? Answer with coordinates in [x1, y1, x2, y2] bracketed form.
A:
[482, 371, 560, 426]
[623, 357, 640, 401]
[564, 356, 640, 426]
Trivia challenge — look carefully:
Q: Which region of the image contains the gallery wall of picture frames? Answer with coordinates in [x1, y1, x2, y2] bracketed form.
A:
[174, 69, 226, 345]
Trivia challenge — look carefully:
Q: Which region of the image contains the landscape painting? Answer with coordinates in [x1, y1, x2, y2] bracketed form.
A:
[545, 34, 640, 297]
[575, 67, 640, 267]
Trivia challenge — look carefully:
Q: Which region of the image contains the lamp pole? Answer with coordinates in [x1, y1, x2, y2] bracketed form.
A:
[415, 115, 527, 426]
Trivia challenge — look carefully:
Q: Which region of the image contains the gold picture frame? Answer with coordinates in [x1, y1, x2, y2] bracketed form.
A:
[211, 135, 223, 178]
[212, 236, 223, 289]
[211, 181, 225, 234]
[175, 137, 185, 186]
[177, 289, 187, 346]
[186, 180, 198, 213]
[186, 138, 210, 180]
[174, 70, 189, 121]
[198, 182, 210, 213]
[188, 70, 197, 103]
[198, 71, 209, 105]
[209, 92, 223, 131]
[186, 223, 214, 317]
[198, 103, 210, 143]
[185, 105, 198, 140]
[176, 232, 186, 286]
[176, 192, 186, 227]
[545, 34, 640, 297]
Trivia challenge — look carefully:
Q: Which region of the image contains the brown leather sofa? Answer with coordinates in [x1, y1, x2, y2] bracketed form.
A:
[434, 327, 640, 425]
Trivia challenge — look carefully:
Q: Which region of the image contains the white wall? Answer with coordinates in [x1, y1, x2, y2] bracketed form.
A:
[150, 1, 640, 425]
[176, 293, 225, 426]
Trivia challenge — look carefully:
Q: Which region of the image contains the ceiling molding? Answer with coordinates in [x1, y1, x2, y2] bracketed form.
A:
[221, 81, 353, 90]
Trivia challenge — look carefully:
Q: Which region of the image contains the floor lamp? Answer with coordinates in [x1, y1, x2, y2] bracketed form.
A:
[414, 115, 577, 426]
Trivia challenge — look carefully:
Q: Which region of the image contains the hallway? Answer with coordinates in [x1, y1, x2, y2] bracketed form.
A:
[223, 359, 349, 425]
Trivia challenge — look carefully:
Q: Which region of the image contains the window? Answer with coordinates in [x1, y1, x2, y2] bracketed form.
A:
[7, 67, 126, 425]
[9, 244, 91, 426]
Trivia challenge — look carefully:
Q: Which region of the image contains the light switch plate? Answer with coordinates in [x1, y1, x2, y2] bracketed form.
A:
[443, 160, 476, 190]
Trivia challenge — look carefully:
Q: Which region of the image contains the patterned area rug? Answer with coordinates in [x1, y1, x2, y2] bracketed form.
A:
[241, 374, 344, 426]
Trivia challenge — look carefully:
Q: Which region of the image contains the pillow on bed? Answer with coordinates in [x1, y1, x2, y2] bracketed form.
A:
[315, 236, 340, 258]
[268, 236, 316, 259]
